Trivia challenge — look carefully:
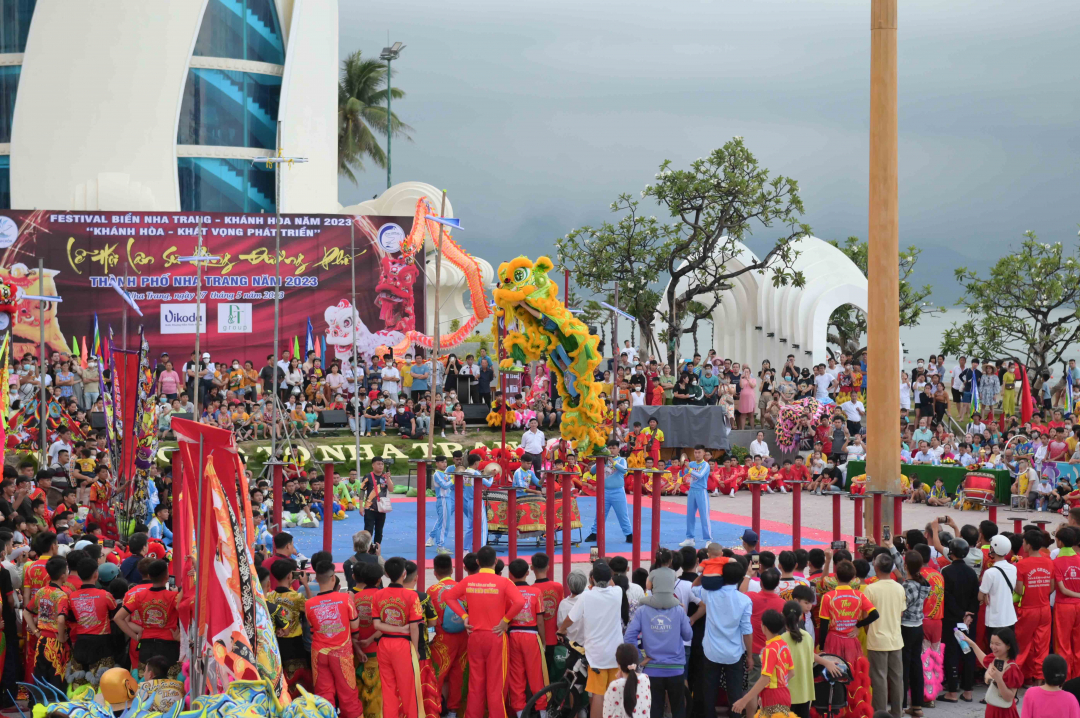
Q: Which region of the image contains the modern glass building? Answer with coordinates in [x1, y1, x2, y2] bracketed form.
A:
[0, 0, 35, 209]
[177, 0, 284, 212]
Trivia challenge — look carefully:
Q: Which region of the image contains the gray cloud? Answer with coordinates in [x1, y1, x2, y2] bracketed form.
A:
[339, 0, 1080, 303]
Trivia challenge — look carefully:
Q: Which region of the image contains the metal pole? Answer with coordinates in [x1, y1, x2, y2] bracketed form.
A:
[322, 462, 334, 553]
[351, 222, 360, 482]
[631, 470, 642, 571]
[499, 316, 507, 473]
[595, 456, 605, 557]
[650, 470, 661, 560]
[610, 283, 619, 440]
[37, 258, 45, 467]
[272, 462, 283, 532]
[271, 120, 282, 465]
[508, 484, 517, 562]
[386, 57, 392, 189]
[122, 265, 128, 351]
[193, 223, 204, 427]
[427, 192, 446, 471]
[545, 470, 555, 560]
[454, 471, 463, 580]
[561, 471, 571, 584]
[472, 469, 482, 552]
[832, 492, 843, 543]
[854, 495, 864, 540]
[416, 461, 427, 590]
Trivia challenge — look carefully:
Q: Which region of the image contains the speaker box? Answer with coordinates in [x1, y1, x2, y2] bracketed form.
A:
[89, 412, 106, 429]
[320, 409, 348, 427]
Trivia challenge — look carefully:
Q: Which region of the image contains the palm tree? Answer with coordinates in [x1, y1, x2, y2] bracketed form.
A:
[338, 50, 414, 183]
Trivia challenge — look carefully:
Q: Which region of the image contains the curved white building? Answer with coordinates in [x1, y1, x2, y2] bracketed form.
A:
[2, 0, 337, 212]
[658, 236, 869, 367]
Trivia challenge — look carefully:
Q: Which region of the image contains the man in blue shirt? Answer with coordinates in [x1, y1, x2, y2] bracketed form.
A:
[427, 455, 453, 552]
[410, 354, 431, 401]
[681, 444, 712, 546]
[692, 560, 753, 713]
[585, 441, 633, 544]
[511, 464, 542, 498]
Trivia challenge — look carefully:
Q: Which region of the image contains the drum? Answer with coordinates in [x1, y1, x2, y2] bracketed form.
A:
[963, 472, 996, 504]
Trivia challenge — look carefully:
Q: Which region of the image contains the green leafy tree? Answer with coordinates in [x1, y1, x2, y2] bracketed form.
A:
[941, 231, 1080, 372]
[826, 237, 938, 359]
[556, 137, 809, 367]
[338, 50, 413, 183]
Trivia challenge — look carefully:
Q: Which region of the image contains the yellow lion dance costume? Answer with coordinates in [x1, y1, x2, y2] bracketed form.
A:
[493, 256, 607, 456]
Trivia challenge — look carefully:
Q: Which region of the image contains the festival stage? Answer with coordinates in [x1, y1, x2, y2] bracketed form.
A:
[290, 493, 831, 563]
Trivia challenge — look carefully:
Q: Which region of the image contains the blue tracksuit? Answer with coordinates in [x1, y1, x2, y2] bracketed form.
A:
[462, 470, 493, 548]
[430, 468, 454, 548]
[512, 466, 541, 498]
[589, 456, 633, 538]
[685, 460, 713, 541]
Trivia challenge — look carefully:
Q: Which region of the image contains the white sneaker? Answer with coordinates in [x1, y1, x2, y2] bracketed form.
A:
[680, 538, 696, 547]
[729, 489, 736, 498]
[766, 486, 774, 494]
[426, 537, 435, 547]
[441, 430, 446, 438]
[780, 486, 788, 493]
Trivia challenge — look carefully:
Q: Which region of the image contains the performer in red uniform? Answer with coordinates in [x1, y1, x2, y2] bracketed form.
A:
[817, 560, 879, 666]
[442, 546, 526, 718]
[915, 545, 944, 646]
[114, 560, 180, 673]
[352, 561, 384, 718]
[1014, 530, 1053, 681]
[67, 558, 118, 680]
[305, 561, 362, 718]
[530, 552, 564, 677]
[506, 560, 549, 714]
[24, 557, 70, 695]
[426, 554, 467, 718]
[374, 557, 424, 718]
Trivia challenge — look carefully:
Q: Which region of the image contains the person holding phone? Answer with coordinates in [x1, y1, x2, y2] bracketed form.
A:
[955, 629, 1022, 718]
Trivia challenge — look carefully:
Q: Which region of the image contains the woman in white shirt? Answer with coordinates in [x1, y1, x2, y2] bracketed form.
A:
[603, 644, 651, 718]
[899, 370, 912, 411]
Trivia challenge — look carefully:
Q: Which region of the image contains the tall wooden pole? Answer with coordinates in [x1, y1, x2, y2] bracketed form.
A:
[427, 192, 446, 464]
[867, 0, 900, 494]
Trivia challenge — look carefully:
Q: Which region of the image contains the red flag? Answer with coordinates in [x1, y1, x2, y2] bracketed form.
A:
[1018, 363, 1035, 425]
[80, 336, 88, 370]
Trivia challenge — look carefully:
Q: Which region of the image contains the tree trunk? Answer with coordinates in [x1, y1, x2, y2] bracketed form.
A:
[667, 286, 679, 369]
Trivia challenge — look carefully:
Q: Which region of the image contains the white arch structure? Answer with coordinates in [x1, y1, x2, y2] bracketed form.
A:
[657, 236, 868, 367]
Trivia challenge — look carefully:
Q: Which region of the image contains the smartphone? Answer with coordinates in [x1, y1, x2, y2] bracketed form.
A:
[369, 542, 378, 555]
[940, 516, 950, 525]
[751, 555, 761, 572]
[103, 539, 115, 549]
[831, 540, 848, 551]
[168, 575, 176, 590]
[589, 546, 599, 563]
[855, 536, 869, 547]
[882, 525, 892, 543]
[993, 659, 1005, 672]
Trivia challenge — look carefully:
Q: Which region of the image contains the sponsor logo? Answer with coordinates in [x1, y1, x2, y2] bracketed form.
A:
[377, 223, 405, 253]
[160, 304, 207, 335]
[218, 303, 252, 333]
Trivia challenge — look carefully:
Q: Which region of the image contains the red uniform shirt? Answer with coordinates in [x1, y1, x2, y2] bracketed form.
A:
[750, 590, 787, 654]
[306, 590, 358, 651]
[426, 577, 459, 635]
[23, 556, 52, 599]
[1054, 552, 1080, 605]
[124, 583, 150, 628]
[819, 585, 875, 638]
[920, 566, 944, 620]
[123, 586, 180, 640]
[352, 587, 379, 643]
[759, 635, 794, 708]
[68, 585, 117, 637]
[1017, 555, 1055, 608]
[442, 568, 526, 631]
[373, 584, 423, 634]
[509, 582, 543, 628]
[28, 583, 69, 638]
[532, 578, 564, 646]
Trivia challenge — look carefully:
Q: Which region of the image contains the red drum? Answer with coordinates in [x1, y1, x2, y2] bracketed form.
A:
[963, 472, 996, 504]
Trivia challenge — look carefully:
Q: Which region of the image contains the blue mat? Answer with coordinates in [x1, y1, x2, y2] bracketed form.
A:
[290, 496, 822, 561]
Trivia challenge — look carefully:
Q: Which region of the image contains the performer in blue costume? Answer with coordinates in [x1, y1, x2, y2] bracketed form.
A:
[586, 440, 633, 543]
[511, 464, 542, 498]
[427, 454, 454, 552]
[681, 444, 713, 546]
[462, 452, 493, 549]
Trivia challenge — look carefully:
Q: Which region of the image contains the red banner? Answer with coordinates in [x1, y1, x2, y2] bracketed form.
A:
[0, 210, 425, 364]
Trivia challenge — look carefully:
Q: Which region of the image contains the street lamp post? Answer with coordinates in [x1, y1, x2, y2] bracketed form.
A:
[380, 41, 405, 189]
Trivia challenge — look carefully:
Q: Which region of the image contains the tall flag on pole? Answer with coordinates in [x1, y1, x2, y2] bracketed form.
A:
[305, 319, 314, 355]
[1018, 362, 1035, 425]
[292, 336, 300, 360]
[319, 334, 327, 361]
[970, 376, 980, 418]
[92, 314, 102, 357]
[1066, 361, 1075, 415]
[80, 337, 88, 370]
[70, 335, 79, 358]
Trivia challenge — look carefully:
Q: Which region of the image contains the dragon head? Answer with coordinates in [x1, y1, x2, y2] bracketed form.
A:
[494, 256, 556, 306]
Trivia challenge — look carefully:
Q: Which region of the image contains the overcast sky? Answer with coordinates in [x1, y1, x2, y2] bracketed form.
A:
[338, 0, 1080, 304]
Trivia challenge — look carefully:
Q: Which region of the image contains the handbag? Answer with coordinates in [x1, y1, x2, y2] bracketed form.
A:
[441, 607, 466, 633]
[377, 495, 393, 513]
[984, 660, 1017, 708]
